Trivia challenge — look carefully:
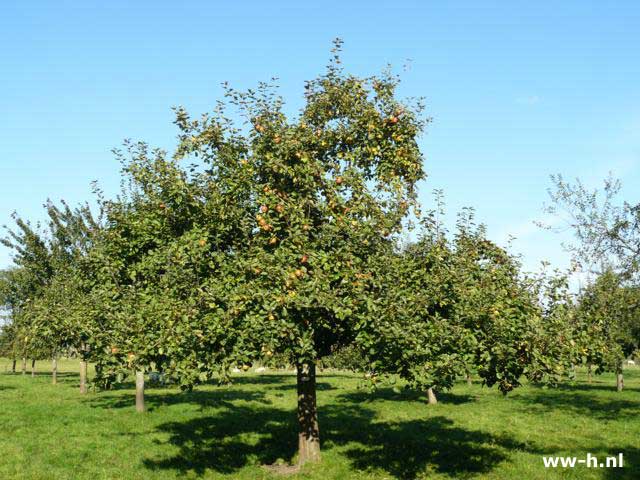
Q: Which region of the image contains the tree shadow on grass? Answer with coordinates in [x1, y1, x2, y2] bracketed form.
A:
[512, 389, 640, 421]
[144, 405, 297, 475]
[338, 387, 476, 405]
[29, 371, 78, 379]
[269, 381, 336, 392]
[555, 382, 640, 393]
[142, 402, 534, 479]
[87, 374, 336, 411]
[88, 387, 271, 412]
[326, 409, 532, 479]
[603, 446, 640, 480]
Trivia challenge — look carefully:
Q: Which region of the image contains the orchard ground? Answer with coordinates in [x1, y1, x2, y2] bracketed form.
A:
[0, 358, 638, 480]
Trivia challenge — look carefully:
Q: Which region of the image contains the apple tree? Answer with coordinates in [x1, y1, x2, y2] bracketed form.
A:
[170, 40, 427, 464]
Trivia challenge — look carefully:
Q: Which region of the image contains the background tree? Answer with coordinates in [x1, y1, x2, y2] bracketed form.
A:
[575, 270, 638, 391]
[2, 200, 99, 388]
[544, 174, 640, 388]
[361, 203, 576, 406]
[543, 174, 640, 279]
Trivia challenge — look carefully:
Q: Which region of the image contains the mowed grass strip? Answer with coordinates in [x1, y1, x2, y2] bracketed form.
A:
[0, 358, 638, 480]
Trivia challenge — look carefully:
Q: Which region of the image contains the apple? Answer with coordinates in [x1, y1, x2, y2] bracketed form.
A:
[275, 204, 284, 213]
[274, 135, 281, 144]
[300, 254, 309, 264]
[335, 176, 343, 185]
[260, 205, 269, 213]
[269, 237, 278, 245]
[198, 239, 206, 247]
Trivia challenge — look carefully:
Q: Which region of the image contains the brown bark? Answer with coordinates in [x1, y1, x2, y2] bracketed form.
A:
[31, 359, 36, 377]
[21, 357, 26, 375]
[427, 387, 438, 405]
[466, 374, 472, 386]
[296, 362, 320, 465]
[79, 360, 88, 394]
[11, 359, 16, 373]
[52, 357, 58, 385]
[135, 371, 145, 413]
[587, 364, 592, 384]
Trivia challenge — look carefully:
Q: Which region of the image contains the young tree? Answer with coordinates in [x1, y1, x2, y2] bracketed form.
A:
[85, 142, 241, 409]
[543, 174, 640, 279]
[361, 205, 577, 403]
[2, 201, 100, 389]
[575, 270, 638, 391]
[360, 215, 472, 405]
[544, 175, 640, 388]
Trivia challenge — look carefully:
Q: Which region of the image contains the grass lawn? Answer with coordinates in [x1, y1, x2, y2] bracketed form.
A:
[0, 358, 638, 480]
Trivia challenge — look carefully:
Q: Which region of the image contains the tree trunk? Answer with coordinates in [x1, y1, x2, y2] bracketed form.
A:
[616, 363, 624, 392]
[52, 357, 58, 385]
[427, 387, 438, 405]
[296, 362, 320, 465]
[466, 373, 472, 386]
[11, 359, 16, 373]
[31, 359, 36, 377]
[135, 371, 145, 413]
[587, 364, 592, 384]
[79, 359, 88, 394]
[21, 357, 26, 375]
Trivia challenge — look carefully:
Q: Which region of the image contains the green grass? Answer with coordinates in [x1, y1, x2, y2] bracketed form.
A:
[0, 358, 638, 479]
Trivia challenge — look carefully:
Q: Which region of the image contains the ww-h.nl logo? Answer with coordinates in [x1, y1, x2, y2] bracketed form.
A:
[543, 453, 624, 469]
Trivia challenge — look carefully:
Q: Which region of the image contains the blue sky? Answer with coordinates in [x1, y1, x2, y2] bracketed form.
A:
[1, 1, 639, 276]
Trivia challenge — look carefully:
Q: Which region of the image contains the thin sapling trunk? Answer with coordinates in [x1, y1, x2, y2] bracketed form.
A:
[616, 362, 624, 392]
[427, 387, 438, 405]
[52, 356, 58, 385]
[135, 371, 145, 413]
[79, 360, 88, 394]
